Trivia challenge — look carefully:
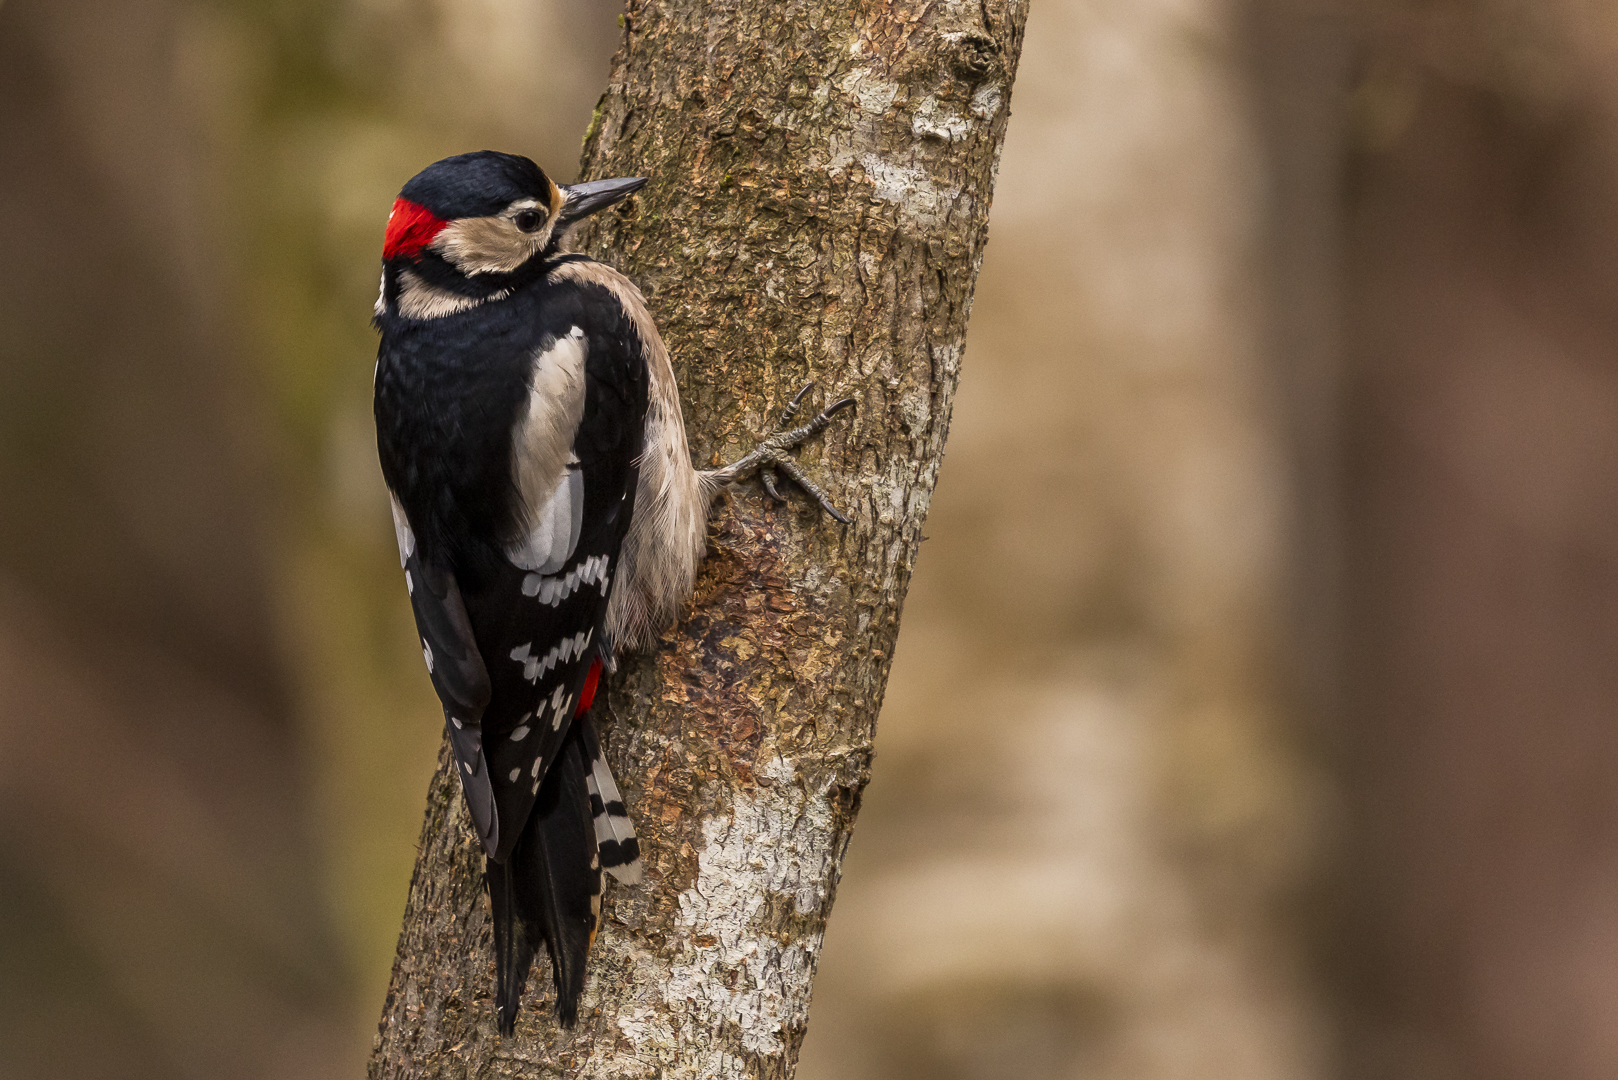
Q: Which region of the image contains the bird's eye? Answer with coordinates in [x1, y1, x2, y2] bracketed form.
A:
[514, 210, 544, 233]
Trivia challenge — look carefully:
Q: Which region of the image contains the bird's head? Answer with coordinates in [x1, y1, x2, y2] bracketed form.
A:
[376, 151, 646, 320]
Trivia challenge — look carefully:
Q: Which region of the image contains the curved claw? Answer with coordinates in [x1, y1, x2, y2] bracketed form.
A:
[799, 397, 856, 440]
[777, 458, 851, 524]
[823, 397, 857, 418]
[760, 467, 785, 504]
[780, 382, 816, 427]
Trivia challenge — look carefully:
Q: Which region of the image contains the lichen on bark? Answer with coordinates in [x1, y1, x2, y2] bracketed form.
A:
[369, 1, 1028, 1076]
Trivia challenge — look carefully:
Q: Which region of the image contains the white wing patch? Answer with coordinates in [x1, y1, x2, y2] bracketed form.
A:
[509, 465, 583, 573]
[508, 331, 588, 571]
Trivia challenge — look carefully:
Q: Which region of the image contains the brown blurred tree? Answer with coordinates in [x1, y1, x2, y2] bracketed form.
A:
[369, 1, 1029, 1076]
[0, 2, 354, 1078]
[1333, 7, 1618, 1078]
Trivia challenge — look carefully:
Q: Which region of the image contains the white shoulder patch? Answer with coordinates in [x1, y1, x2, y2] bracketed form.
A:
[507, 332, 588, 570]
[509, 465, 583, 572]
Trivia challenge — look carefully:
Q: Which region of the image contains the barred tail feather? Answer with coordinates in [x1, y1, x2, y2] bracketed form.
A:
[580, 717, 642, 884]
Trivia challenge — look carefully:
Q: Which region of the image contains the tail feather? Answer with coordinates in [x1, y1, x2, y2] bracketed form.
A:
[486, 855, 537, 1037]
[579, 716, 643, 884]
[510, 726, 600, 1027]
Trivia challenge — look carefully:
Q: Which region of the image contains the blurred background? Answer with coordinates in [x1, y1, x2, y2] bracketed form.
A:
[4, 0, 1617, 1077]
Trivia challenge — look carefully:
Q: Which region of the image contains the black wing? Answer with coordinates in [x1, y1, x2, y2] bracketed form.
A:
[381, 272, 649, 863]
[388, 495, 500, 848]
[468, 278, 648, 863]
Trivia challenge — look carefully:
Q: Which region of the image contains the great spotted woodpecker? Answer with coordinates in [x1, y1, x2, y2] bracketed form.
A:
[372, 151, 852, 1034]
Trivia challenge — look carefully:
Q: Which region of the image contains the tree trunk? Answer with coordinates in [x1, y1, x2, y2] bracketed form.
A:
[369, 1, 1028, 1075]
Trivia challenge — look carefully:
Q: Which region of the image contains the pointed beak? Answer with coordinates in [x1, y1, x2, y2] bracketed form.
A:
[556, 177, 648, 226]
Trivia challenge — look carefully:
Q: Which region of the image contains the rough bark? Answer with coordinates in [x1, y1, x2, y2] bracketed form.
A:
[370, 1, 1027, 1076]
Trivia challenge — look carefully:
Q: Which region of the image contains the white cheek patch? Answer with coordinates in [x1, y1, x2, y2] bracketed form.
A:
[430, 198, 554, 276]
[395, 267, 510, 319]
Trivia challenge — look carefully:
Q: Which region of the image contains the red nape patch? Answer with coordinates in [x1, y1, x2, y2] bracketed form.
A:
[576, 657, 603, 718]
[382, 197, 448, 260]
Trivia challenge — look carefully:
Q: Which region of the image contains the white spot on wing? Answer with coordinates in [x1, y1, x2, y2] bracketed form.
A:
[510, 725, 530, 741]
[517, 629, 594, 684]
[422, 639, 433, 673]
[508, 768, 520, 782]
[524, 555, 611, 608]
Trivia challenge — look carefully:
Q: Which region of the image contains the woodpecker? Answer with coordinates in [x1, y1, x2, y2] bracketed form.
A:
[372, 151, 852, 1034]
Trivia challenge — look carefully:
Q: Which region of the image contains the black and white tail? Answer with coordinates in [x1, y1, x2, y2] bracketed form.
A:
[580, 717, 642, 884]
[487, 722, 599, 1033]
[485, 712, 639, 1034]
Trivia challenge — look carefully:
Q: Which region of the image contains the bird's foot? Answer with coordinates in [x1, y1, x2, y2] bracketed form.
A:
[703, 383, 856, 523]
